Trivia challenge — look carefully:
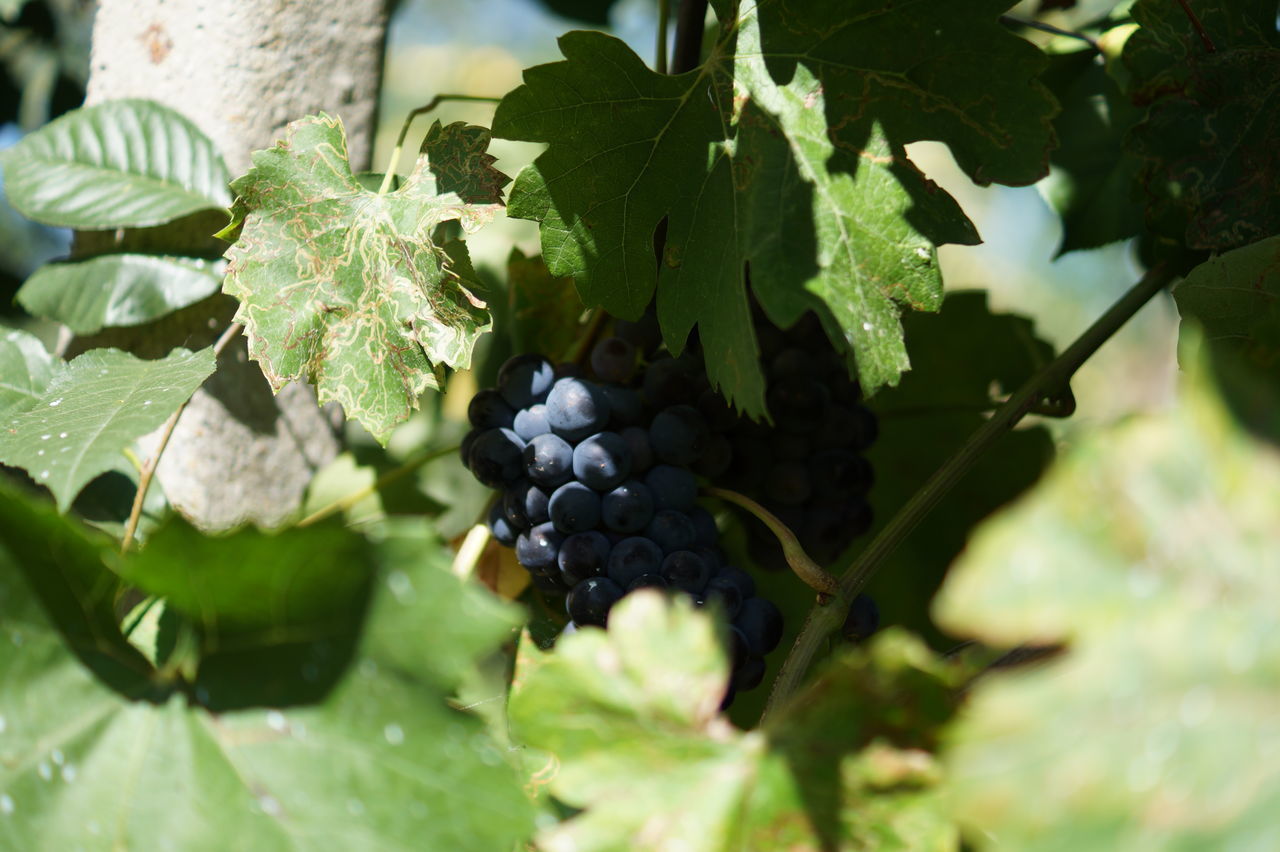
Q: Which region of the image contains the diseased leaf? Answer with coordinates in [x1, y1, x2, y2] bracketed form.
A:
[1125, 0, 1280, 249]
[510, 593, 963, 851]
[0, 328, 57, 416]
[935, 368, 1280, 850]
[0, 346, 215, 510]
[222, 115, 509, 443]
[17, 254, 224, 334]
[0, 99, 231, 228]
[0, 497, 533, 850]
[494, 0, 1055, 413]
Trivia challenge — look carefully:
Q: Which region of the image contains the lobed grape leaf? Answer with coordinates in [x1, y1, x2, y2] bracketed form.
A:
[222, 115, 509, 443]
[0, 99, 231, 229]
[506, 248, 586, 362]
[934, 366, 1280, 850]
[17, 254, 224, 335]
[0, 346, 215, 511]
[494, 0, 1056, 415]
[509, 593, 964, 851]
[1124, 0, 1280, 250]
[0, 492, 533, 850]
[0, 328, 57, 417]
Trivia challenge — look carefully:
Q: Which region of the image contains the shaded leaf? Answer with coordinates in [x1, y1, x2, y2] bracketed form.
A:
[507, 248, 584, 360]
[494, 1, 1053, 412]
[0, 346, 215, 510]
[862, 291, 1056, 648]
[511, 593, 962, 851]
[0, 99, 231, 228]
[1173, 234, 1280, 379]
[1124, 0, 1280, 249]
[934, 368, 1280, 850]
[0, 328, 57, 416]
[222, 115, 508, 443]
[1040, 39, 1145, 254]
[17, 254, 224, 334]
[0, 497, 533, 850]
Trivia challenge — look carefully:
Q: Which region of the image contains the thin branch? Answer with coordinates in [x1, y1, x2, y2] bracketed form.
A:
[761, 263, 1177, 721]
[378, 95, 504, 195]
[1175, 0, 1217, 53]
[296, 443, 460, 527]
[704, 486, 838, 596]
[656, 0, 671, 74]
[120, 322, 243, 555]
[671, 0, 709, 74]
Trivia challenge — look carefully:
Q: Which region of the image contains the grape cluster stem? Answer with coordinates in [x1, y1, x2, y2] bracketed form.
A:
[762, 263, 1177, 722]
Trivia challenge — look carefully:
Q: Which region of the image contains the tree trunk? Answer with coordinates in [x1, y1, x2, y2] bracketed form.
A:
[80, 0, 389, 528]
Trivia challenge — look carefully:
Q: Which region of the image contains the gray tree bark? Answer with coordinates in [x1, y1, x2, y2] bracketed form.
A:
[81, 0, 389, 528]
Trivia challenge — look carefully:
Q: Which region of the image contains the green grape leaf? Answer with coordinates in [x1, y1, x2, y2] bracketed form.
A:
[506, 248, 585, 360]
[0, 346, 215, 511]
[0, 495, 533, 850]
[17, 254, 224, 335]
[494, 1, 1055, 413]
[0, 99, 231, 229]
[222, 115, 508, 443]
[510, 593, 963, 851]
[934, 368, 1280, 850]
[1124, 0, 1280, 249]
[1040, 41, 1145, 254]
[1174, 234, 1280, 379]
[0, 328, 57, 417]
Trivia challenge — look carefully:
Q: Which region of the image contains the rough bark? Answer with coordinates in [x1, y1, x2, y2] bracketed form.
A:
[81, 0, 388, 528]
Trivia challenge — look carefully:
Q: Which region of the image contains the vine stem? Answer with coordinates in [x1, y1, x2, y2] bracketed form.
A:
[120, 322, 243, 555]
[377, 95, 504, 195]
[656, 0, 671, 74]
[296, 443, 460, 527]
[703, 486, 838, 596]
[760, 263, 1176, 721]
[1175, 0, 1216, 53]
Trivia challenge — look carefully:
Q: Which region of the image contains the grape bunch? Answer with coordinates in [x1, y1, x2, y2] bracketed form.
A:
[461, 348, 784, 702]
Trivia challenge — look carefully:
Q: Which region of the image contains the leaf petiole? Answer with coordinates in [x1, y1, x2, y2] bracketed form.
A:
[378, 95, 503, 195]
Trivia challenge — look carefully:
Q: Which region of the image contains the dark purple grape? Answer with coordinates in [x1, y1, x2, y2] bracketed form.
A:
[642, 357, 701, 408]
[614, 306, 661, 354]
[713, 565, 756, 600]
[572, 431, 632, 491]
[644, 509, 696, 554]
[808, 450, 873, 499]
[734, 657, 766, 691]
[661, 550, 711, 594]
[548, 481, 602, 533]
[620, 426, 654, 474]
[468, 389, 515, 430]
[606, 536, 663, 587]
[704, 576, 743, 618]
[515, 522, 564, 572]
[513, 404, 552, 440]
[695, 388, 738, 433]
[770, 348, 815, 378]
[590, 336, 637, 383]
[627, 573, 668, 591]
[601, 479, 655, 533]
[687, 505, 718, 548]
[735, 597, 783, 656]
[488, 501, 518, 547]
[502, 479, 536, 529]
[567, 577, 624, 627]
[523, 433, 574, 488]
[545, 377, 611, 442]
[467, 428, 526, 488]
[842, 594, 880, 642]
[765, 461, 811, 505]
[601, 384, 643, 427]
[692, 433, 731, 478]
[650, 404, 709, 465]
[558, 531, 612, 586]
[643, 464, 696, 511]
[498, 354, 555, 409]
